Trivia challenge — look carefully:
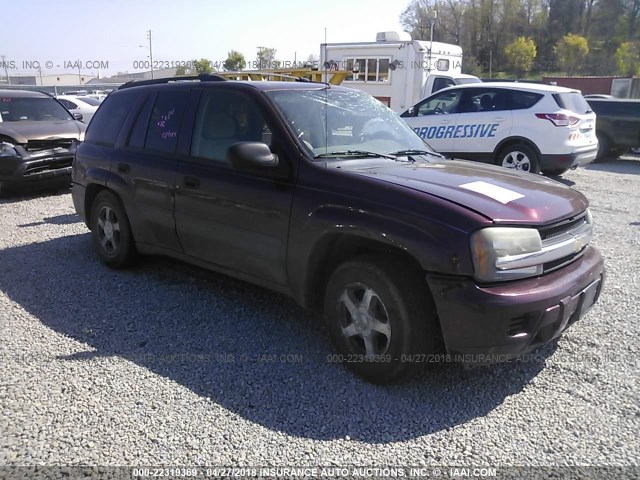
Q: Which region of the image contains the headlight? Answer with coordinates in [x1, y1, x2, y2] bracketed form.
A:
[0, 142, 18, 157]
[471, 227, 543, 282]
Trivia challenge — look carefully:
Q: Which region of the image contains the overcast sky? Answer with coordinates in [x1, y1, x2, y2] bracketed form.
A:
[1, 0, 406, 77]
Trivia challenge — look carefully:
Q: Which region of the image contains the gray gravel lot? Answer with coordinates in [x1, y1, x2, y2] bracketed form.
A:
[0, 157, 639, 470]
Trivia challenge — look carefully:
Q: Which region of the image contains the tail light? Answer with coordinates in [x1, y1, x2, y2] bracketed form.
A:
[535, 113, 579, 127]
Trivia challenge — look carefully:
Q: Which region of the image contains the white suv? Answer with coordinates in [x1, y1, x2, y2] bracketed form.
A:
[400, 82, 598, 176]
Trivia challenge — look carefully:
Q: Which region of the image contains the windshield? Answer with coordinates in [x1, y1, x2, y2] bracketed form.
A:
[0, 97, 73, 122]
[266, 88, 435, 158]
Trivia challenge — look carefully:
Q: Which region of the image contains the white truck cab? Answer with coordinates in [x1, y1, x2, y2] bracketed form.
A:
[320, 31, 481, 112]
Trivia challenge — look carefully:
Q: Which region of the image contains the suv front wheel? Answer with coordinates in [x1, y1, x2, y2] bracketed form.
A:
[323, 255, 440, 383]
[497, 144, 540, 174]
[90, 190, 137, 268]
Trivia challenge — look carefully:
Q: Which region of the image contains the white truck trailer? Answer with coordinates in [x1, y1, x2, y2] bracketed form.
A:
[320, 31, 480, 112]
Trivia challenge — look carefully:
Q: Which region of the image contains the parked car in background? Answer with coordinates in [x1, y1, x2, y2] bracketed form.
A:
[401, 83, 598, 176]
[72, 75, 604, 383]
[56, 95, 101, 123]
[0, 89, 85, 194]
[585, 98, 640, 161]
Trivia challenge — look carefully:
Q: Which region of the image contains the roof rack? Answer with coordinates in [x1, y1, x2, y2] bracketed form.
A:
[118, 73, 227, 90]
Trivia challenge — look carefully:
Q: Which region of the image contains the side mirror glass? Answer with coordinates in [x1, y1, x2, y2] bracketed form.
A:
[73, 112, 83, 121]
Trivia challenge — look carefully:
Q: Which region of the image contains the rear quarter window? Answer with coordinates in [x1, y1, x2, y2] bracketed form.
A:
[511, 91, 543, 110]
[553, 92, 591, 114]
[85, 92, 140, 146]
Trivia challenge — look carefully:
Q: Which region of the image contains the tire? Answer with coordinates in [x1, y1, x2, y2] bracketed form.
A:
[89, 190, 137, 268]
[543, 168, 569, 177]
[323, 255, 440, 383]
[594, 134, 610, 162]
[611, 147, 628, 158]
[497, 144, 540, 174]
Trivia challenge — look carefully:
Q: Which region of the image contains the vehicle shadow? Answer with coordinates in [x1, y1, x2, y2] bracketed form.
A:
[18, 213, 82, 227]
[548, 175, 575, 187]
[585, 157, 640, 175]
[0, 234, 554, 443]
[0, 185, 71, 203]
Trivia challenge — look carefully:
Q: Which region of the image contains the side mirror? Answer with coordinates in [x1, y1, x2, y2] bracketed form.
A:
[400, 106, 415, 118]
[227, 142, 278, 172]
[73, 112, 83, 121]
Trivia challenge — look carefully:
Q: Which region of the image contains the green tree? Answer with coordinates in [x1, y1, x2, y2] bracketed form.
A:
[615, 41, 640, 75]
[554, 33, 589, 75]
[223, 50, 246, 71]
[175, 65, 187, 76]
[504, 36, 537, 77]
[192, 58, 213, 74]
[256, 47, 277, 69]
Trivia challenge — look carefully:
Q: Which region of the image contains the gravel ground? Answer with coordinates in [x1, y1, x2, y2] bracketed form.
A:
[0, 156, 639, 471]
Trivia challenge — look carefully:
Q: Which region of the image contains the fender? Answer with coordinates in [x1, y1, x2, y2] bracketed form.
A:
[287, 202, 475, 307]
[493, 136, 542, 159]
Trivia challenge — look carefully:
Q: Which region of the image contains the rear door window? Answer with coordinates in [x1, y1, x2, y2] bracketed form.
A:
[144, 90, 189, 154]
[85, 92, 139, 146]
[458, 88, 513, 113]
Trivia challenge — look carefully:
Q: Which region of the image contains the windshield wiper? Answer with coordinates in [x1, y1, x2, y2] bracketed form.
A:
[314, 150, 397, 160]
[388, 149, 444, 158]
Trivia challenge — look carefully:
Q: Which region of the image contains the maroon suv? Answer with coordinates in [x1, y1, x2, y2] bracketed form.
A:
[71, 75, 605, 383]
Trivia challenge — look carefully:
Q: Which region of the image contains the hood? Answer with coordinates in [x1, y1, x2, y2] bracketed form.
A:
[344, 158, 588, 225]
[0, 120, 85, 144]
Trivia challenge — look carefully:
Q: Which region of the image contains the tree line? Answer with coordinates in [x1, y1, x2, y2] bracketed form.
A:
[175, 49, 318, 76]
[400, 0, 640, 78]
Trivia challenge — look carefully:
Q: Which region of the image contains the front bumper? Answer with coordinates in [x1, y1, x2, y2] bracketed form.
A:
[0, 151, 75, 188]
[426, 246, 605, 361]
[540, 145, 598, 171]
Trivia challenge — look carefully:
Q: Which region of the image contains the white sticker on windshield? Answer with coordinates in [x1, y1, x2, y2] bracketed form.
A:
[459, 181, 525, 204]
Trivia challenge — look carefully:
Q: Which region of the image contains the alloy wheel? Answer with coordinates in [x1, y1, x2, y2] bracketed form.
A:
[338, 282, 392, 357]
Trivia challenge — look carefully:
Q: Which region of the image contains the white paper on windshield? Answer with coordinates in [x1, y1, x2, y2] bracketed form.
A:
[459, 181, 524, 204]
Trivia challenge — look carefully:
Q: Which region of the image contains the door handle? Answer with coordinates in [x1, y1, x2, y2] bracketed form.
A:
[183, 176, 200, 189]
[117, 163, 130, 174]
[492, 117, 506, 122]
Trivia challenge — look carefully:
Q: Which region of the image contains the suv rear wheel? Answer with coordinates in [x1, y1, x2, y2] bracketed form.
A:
[497, 144, 540, 174]
[595, 134, 611, 162]
[323, 255, 440, 383]
[90, 190, 137, 268]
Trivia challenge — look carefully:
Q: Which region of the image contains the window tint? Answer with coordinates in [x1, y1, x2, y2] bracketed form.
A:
[512, 91, 543, 110]
[85, 92, 138, 146]
[553, 92, 592, 114]
[127, 93, 153, 149]
[144, 90, 189, 153]
[432, 77, 455, 93]
[458, 89, 512, 113]
[191, 90, 272, 163]
[417, 90, 462, 116]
